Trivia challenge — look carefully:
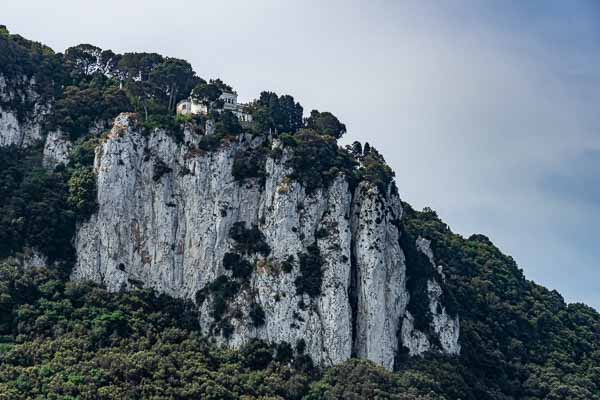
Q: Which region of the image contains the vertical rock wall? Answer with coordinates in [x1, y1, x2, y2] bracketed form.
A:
[70, 113, 460, 369]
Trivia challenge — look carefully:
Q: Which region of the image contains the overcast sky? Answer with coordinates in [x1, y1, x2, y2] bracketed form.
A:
[3, 0, 599, 309]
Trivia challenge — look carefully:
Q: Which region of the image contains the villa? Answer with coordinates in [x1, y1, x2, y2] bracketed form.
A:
[176, 91, 253, 123]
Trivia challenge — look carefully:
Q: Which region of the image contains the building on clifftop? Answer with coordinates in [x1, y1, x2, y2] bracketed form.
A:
[176, 91, 253, 122]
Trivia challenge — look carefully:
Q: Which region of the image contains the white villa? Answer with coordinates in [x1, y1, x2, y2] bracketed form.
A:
[176, 91, 253, 123]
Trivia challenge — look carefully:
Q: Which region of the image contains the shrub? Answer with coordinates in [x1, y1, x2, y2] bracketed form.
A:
[229, 222, 271, 256]
[248, 302, 266, 327]
[315, 227, 329, 239]
[281, 255, 295, 273]
[222, 252, 253, 280]
[197, 133, 222, 151]
[0, 145, 76, 264]
[355, 145, 395, 194]
[294, 243, 323, 298]
[397, 223, 437, 333]
[49, 83, 133, 140]
[241, 338, 273, 370]
[70, 136, 101, 167]
[214, 110, 242, 135]
[285, 129, 357, 194]
[232, 146, 268, 184]
[249, 91, 303, 135]
[306, 109, 346, 139]
[67, 167, 97, 219]
[152, 158, 172, 181]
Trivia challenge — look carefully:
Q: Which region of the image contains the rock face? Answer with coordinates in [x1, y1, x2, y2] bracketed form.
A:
[351, 182, 407, 368]
[0, 75, 49, 147]
[401, 238, 460, 356]
[43, 130, 72, 167]
[71, 113, 460, 369]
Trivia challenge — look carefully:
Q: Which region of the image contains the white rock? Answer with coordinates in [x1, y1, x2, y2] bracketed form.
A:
[0, 75, 49, 148]
[401, 311, 431, 356]
[73, 113, 460, 369]
[352, 182, 408, 370]
[403, 236, 461, 356]
[43, 130, 72, 167]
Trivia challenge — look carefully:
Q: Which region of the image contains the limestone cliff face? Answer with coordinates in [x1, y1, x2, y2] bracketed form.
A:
[401, 238, 460, 356]
[0, 74, 49, 147]
[70, 113, 460, 369]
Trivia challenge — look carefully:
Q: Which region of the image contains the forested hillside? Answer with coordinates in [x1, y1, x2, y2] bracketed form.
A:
[0, 26, 598, 400]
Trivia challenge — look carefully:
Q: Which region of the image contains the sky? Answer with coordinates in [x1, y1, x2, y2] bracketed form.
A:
[3, 0, 599, 309]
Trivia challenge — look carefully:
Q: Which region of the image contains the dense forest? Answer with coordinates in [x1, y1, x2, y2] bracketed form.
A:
[0, 26, 599, 399]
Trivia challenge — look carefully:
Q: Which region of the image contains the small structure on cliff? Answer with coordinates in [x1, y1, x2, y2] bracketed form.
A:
[176, 90, 253, 123]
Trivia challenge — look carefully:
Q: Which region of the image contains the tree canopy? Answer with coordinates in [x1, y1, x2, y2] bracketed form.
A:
[306, 110, 347, 139]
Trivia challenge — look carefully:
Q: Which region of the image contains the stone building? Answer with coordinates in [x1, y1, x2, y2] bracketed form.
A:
[176, 91, 252, 122]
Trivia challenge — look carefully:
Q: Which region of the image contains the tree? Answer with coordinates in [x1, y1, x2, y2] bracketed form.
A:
[67, 167, 97, 218]
[306, 110, 346, 139]
[214, 110, 242, 135]
[63, 44, 103, 76]
[149, 58, 197, 112]
[209, 78, 232, 92]
[117, 52, 164, 81]
[124, 80, 153, 120]
[251, 91, 304, 134]
[192, 82, 222, 103]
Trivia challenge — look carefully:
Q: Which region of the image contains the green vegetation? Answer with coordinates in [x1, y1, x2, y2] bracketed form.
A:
[0, 263, 321, 399]
[214, 110, 243, 135]
[0, 27, 63, 120]
[279, 133, 394, 195]
[231, 145, 268, 184]
[295, 243, 323, 298]
[198, 275, 240, 324]
[67, 166, 97, 218]
[48, 79, 133, 140]
[282, 129, 357, 194]
[249, 302, 266, 327]
[1, 218, 599, 400]
[222, 252, 253, 280]
[281, 255, 295, 273]
[191, 79, 232, 110]
[152, 158, 172, 182]
[1, 28, 203, 141]
[249, 91, 304, 134]
[0, 146, 74, 263]
[305, 110, 346, 139]
[304, 359, 439, 400]
[0, 261, 449, 399]
[395, 204, 600, 400]
[0, 137, 98, 265]
[229, 222, 271, 256]
[354, 143, 396, 194]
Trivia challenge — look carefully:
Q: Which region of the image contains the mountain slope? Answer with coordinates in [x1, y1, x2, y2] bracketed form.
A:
[0, 26, 598, 400]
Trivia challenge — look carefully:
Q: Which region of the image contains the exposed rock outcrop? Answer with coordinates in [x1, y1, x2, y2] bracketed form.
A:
[351, 182, 407, 369]
[43, 130, 72, 167]
[0, 75, 49, 147]
[70, 113, 460, 369]
[401, 237, 460, 356]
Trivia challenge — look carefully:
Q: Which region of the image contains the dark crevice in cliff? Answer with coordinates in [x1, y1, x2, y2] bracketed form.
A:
[348, 188, 360, 358]
[349, 234, 359, 358]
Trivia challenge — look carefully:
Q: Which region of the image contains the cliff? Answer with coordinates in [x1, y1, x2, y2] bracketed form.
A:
[0, 28, 460, 368]
[69, 113, 459, 369]
[3, 28, 600, 400]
